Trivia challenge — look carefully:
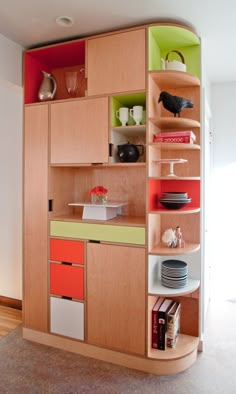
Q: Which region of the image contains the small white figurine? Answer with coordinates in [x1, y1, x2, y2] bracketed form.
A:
[175, 226, 184, 248]
[162, 228, 177, 248]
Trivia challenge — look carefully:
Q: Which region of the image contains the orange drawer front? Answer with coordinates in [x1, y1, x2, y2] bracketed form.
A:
[50, 238, 84, 265]
[50, 263, 84, 300]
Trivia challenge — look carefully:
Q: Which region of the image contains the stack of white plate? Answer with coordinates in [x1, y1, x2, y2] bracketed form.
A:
[161, 259, 188, 288]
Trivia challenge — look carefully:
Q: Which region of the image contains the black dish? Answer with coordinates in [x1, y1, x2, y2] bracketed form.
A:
[159, 199, 190, 209]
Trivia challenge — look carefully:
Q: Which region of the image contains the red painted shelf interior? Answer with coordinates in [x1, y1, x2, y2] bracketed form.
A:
[24, 40, 85, 104]
[148, 179, 200, 211]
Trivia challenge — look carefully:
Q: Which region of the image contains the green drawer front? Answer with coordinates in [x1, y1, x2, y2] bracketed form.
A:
[50, 221, 145, 245]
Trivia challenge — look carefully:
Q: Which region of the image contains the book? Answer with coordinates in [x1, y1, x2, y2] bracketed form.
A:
[153, 130, 196, 144]
[157, 299, 174, 350]
[151, 297, 165, 349]
[167, 302, 181, 348]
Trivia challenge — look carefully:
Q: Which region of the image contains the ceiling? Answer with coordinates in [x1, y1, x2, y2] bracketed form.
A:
[0, 0, 234, 83]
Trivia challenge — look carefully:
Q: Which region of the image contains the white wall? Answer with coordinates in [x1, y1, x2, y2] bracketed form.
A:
[0, 34, 23, 87]
[210, 82, 236, 299]
[0, 34, 23, 300]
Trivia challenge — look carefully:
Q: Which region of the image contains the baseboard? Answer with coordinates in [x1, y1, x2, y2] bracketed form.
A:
[23, 328, 198, 376]
[0, 296, 22, 310]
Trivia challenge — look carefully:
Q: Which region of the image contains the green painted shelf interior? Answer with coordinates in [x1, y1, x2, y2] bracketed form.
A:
[149, 25, 200, 78]
[111, 92, 146, 127]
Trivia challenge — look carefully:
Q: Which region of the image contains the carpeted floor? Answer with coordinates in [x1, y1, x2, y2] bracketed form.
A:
[0, 299, 236, 394]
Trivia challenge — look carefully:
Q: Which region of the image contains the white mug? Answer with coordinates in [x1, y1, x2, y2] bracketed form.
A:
[116, 107, 129, 126]
[130, 106, 143, 125]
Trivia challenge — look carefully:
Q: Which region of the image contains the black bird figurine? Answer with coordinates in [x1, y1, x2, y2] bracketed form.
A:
[158, 91, 194, 117]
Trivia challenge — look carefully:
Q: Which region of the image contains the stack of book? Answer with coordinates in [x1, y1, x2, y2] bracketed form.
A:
[151, 297, 181, 350]
[166, 301, 181, 348]
[153, 130, 196, 144]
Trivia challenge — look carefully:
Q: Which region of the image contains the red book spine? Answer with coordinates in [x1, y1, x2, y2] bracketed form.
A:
[152, 309, 158, 349]
[151, 297, 164, 349]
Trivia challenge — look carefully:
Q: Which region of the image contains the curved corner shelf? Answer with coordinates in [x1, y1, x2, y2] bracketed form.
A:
[149, 242, 200, 255]
[149, 142, 200, 151]
[148, 334, 199, 361]
[148, 207, 200, 214]
[150, 117, 200, 129]
[149, 278, 200, 297]
[148, 176, 200, 180]
[149, 70, 200, 89]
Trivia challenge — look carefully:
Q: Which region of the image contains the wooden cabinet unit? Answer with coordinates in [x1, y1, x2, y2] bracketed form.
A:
[87, 243, 145, 355]
[50, 97, 109, 164]
[87, 29, 146, 96]
[23, 22, 203, 375]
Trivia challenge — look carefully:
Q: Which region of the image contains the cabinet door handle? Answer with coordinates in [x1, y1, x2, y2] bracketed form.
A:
[48, 199, 53, 212]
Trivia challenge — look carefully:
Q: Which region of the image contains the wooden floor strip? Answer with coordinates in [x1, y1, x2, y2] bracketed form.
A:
[0, 305, 22, 338]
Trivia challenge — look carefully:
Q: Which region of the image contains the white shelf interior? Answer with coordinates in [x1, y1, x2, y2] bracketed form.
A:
[148, 254, 200, 296]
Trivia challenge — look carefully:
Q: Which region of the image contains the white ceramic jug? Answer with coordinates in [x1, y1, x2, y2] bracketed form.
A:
[161, 50, 186, 72]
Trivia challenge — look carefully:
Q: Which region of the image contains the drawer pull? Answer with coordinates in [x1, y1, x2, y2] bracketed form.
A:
[89, 240, 100, 243]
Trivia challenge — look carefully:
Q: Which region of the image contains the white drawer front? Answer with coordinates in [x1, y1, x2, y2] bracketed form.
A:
[50, 297, 84, 340]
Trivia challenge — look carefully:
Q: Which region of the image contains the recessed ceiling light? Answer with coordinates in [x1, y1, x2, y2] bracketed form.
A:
[56, 16, 74, 27]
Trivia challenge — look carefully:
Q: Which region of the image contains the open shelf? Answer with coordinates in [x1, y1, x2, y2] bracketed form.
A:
[149, 278, 200, 297]
[149, 242, 200, 255]
[111, 125, 146, 136]
[149, 70, 200, 89]
[24, 39, 86, 104]
[148, 334, 199, 360]
[149, 117, 200, 129]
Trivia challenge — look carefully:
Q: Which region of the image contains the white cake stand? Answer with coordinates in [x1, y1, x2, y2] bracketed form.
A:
[153, 158, 187, 177]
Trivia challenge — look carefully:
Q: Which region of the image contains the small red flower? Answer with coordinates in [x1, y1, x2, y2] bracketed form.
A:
[89, 185, 108, 195]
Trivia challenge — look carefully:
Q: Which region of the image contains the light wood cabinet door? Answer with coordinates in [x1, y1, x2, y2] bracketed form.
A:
[87, 29, 146, 96]
[23, 104, 49, 331]
[87, 243, 146, 355]
[50, 97, 109, 164]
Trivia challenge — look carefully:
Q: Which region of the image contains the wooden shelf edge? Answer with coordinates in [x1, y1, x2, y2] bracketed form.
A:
[149, 142, 200, 150]
[148, 176, 200, 180]
[148, 278, 200, 297]
[147, 334, 199, 361]
[148, 207, 200, 214]
[50, 213, 146, 227]
[50, 162, 146, 168]
[148, 70, 200, 88]
[111, 125, 146, 131]
[149, 117, 200, 129]
[149, 242, 200, 255]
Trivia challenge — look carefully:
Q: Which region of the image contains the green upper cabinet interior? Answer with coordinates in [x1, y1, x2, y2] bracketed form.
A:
[111, 93, 146, 127]
[148, 25, 201, 78]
